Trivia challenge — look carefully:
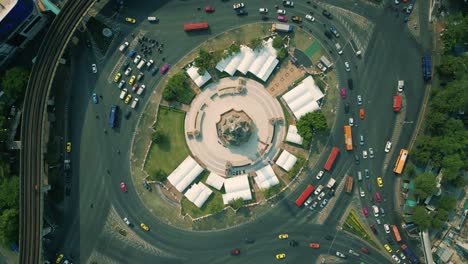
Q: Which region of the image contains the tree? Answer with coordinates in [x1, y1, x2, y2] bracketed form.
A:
[1, 67, 30, 100]
[437, 195, 456, 211]
[151, 130, 165, 144]
[0, 208, 19, 246]
[272, 37, 285, 49]
[432, 209, 449, 230]
[228, 198, 244, 210]
[194, 49, 214, 75]
[442, 154, 463, 182]
[152, 169, 167, 182]
[225, 42, 240, 58]
[431, 79, 468, 115]
[441, 14, 468, 52]
[437, 55, 468, 78]
[413, 172, 438, 199]
[0, 176, 19, 209]
[249, 37, 263, 50]
[411, 136, 437, 166]
[162, 73, 190, 102]
[277, 48, 288, 60]
[412, 206, 431, 231]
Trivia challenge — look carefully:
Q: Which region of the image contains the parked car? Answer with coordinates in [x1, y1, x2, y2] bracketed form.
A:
[320, 198, 328, 208]
[316, 170, 324, 180]
[392, 255, 401, 263]
[384, 224, 391, 233]
[317, 192, 326, 201]
[277, 9, 286, 15]
[160, 63, 170, 74]
[292, 16, 303, 22]
[314, 185, 324, 195]
[124, 67, 132, 76]
[277, 15, 287, 22]
[133, 55, 142, 64]
[305, 14, 315, 21]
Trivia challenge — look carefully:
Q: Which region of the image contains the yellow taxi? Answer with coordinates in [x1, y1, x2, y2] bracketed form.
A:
[384, 244, 392, 253]
[377, 177, 383, 188]
[278, 234, 288, 239]
[129, 75, 136, 85]
[66, 142, 71, 153]
[125, 94, 132, 104]
[125, 17, 136, 24]
[276, 253, 286, 259]
[55, 253, 64, 264]
[113, 72, 122, 83]
[140, 223, 149, 231]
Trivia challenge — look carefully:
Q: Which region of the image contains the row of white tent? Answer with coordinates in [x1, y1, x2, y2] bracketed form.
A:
[282, 76, 325, 120]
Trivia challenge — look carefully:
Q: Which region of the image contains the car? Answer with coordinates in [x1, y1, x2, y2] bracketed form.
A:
[392, 255, 401, 263]
[375, 192, 382, 203]
[92, 93, 98, 104]
[276, 253, 286, 259]
[376, 218, 381, 225]
[124, 67, 132, 76]
[319, 198, 328, 208]
[324, 31, 333, 40]
[136, 72, 144, 82]
[347, 78, 354, 90]
[236, 9, 248, 15]
[369, 147, 374, 158]
[309, 243, 320, 248]
[244, 238, 255, 244]
[56, 253, 64, 264]
[278, 234, 288, 239]
[133, 55, 142, 64]
[120, 182, 127, 192]
[121, 61, 130, 71]
[316, 170, 324, 180]
[119, 88, 128, 100]
[314, 185, 324, 195]
[355, 155, 360, 165]
[125, 94, 132, 104]
[395, 0, 400, 4]
[384, 224, 391, 233]
[344, 61, 350, 72]
[360, 188, 365, 197]
[232, 3, 244, 9]
[344, 103, 350, 113]
[113, 72, 122, 83]
[385, 141, 392, 153]
[123, 217, 130, 225]
[348, 249, 360, 257]
[370, 224, 378, 235]
[399, 252, 406, 260]
[140, 223, 149, 231]
[65, 142, 71, 153]
[330, 26, 340, 37]
[124, 110, 131, 119]
[340, 88, 347, 99]
[146, 59, 154, 68]
[349, 117, 354, 126]
[261, 15, 269, 21]
[357, 95, 363, 105]
[230, 249, 240, 255]
[305, 14, 315, 21]
[277, 9, 286, 15]
[322, 10, 332, 19]
[364, 169, 369, 179]
[129, 75, 136, 85]
[335, 251, 346, 258]
[360, 247, 370, 254]
[304, 196, 313, 207]
[160, 63, 170, 74]
[277, 16, 287, 22]
[292, 16, 303, 22]
[324, 235, 333, 240]
[328, 188, 335, 197]
[406, 4, 413, 14]
[289, 240, 298, 247]
[362, 150, 368, 159]
[359, 134, 364, 146]
[128, 50, 136, 58]
[377, 177, 383, 187]
[311, 201, 318, 209]
[386, 236, 395, 245]
[359, 108, 365, 119]
[283, 1, 294, 7]
[204, 6, 215, 12]
[362, 208, 368, 217]
[384, 244, 393, 253]
[132, 83, 139, 92]
[259, 8, 268, 13]
[125, 17, 136, 24]
[118, 79, 125, 89]
[151, 66, 159, 76]
[91, 63, 97, 73]
[317, 192, 326, 201]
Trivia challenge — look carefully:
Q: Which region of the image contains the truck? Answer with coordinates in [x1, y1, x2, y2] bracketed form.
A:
[272, 23, 293, 32]
[422, 55, 432, 81]
[326, 178, 336, 189]
[324, 147, 340, 171]
[345, 176, 353, 193]
[295, 184, 315, 207]
[393, 95, 402, 112]
[401, 244, 420, 264]
[344, 125, 353, 150]
[183, 22, 209, 31]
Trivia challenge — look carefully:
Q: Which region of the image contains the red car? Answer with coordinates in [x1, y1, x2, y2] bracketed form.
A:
[204, 6, 215, 12]
[362, 207, 368, 217]
[277, 16, 287, 22]
[120, 182, 127, 192]
[160, 63, 170, 74]
[375, 192, 381, 203]
[360, 247, 370, 254]
[340, 88, 347, 99]
[309, 243, 320, 248]
[230, 249, 240, 255]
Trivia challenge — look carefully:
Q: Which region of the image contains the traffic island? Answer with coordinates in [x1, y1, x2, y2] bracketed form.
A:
[342, 209, 380, 249]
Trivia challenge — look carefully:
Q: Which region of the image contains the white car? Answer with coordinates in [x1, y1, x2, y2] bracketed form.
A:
[357, 95, 363, 105]
[119, 88, 128, 100]
[385, 141, 392, 153]
[305, 14, 315, 21]
[392, 255, 401, 263]
[394, 0, 399, 4]
[317, 192, 326, 201]
[316, 170, 324, 180]
[259, 8, 268, 13]
[233, 3, 244, 9]
[369, 148, 374, 158]
[399, 252, 406, 260]
[277, 9, 286, 15]
[384, 224, 391, 233]
[146, 59, 154, 68]
[314, 185, 323, 195]
[123, 217, 131, 225]
[124, 67, 132, 76]
[349, 117, 354, 126]
[133, 55, 142, 64]
[344, 61, 350, 72]
[360, 188, 365, 197]
[304, 196, 313, 207]
[362, 150, 368, 159]
[283, 1, 294, 7]
[91, 64, 97, 73]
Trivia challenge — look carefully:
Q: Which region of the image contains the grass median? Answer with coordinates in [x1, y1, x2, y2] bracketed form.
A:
[342, 209, 379, 248]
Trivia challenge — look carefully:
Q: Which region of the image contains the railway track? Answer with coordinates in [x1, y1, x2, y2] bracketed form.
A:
[19, 0, 94, 263]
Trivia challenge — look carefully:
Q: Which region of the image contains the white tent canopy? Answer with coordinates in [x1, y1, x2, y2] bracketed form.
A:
[276, 150, 298, 172]
[286, 125, 304, 145]
[255, 165, 280, 189]
[282, 76, 324, 119]
[186, 65, 212, 88]
[167, 156, 204, 192]
[184, 182, 213, 208]
[205, 172, 225, 190]
[215, 38, 279, 82]
[222, 174, 252, 204]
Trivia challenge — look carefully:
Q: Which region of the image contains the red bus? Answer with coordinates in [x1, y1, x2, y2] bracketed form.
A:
[392, 225, 402, 242]
[183, 22, 209, 31]
[295, 184, 315, 207]
[393, 95, 402, 112]
[324, 147, 340, 171]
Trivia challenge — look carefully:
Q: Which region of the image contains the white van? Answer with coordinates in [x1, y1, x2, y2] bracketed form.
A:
[131, 98, 139, 109]
[335, 43, 343, 55]
[137, 59, 146, 70]
[147, 16, 159, 22]
[136, 84, 145, 95]
[372, 205, 379, 217]
[119, 89, 128, 100]
[357, 171, 362, 181]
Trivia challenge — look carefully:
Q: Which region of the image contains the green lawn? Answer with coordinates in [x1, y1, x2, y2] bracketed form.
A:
[144, 107, 190, 180]
[342, 209, 380, 249]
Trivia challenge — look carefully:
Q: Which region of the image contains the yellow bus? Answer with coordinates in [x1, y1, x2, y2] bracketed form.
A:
[344, 126, 353, 151]
[393, 149, 409, 174]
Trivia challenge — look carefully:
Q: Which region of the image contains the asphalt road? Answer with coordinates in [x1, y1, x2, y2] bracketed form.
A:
[45, 0, 428, 263]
